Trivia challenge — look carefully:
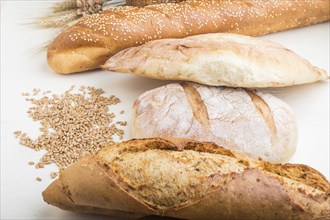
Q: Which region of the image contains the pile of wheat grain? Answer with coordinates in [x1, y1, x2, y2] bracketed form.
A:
[14, 85, 126, 178]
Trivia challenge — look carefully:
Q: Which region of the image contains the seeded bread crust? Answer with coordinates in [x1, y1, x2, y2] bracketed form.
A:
[43, 138, 330, 219]
[126, 0, 185, 7]
[47, 0, 330, 74]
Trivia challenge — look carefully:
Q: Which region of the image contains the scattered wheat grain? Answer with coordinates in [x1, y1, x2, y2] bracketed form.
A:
[50, 172, 58, 179]
[15, 86, 127, 171]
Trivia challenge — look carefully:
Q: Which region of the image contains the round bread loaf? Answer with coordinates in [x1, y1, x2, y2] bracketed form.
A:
[132, 83, 298, 163]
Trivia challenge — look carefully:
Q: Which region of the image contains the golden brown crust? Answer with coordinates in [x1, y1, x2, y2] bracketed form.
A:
[47, 47, 111, 74]
[42, 155, 155, 217]
[126, 0, 185, 7]
[43, 138, 330, 219]
[47, 0, 330, 74]
[165, 169, 328, 220]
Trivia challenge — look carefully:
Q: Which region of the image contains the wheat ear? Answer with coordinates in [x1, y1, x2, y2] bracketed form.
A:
[35, 10, 80, 28]
[52, 0, 78, 12]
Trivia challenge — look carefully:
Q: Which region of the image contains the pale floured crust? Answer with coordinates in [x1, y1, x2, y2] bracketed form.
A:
[104, 33, 329, 87]
[43, 138, 330, 219]
[132, 83, 298, 163]
[48, 0, 330, 74]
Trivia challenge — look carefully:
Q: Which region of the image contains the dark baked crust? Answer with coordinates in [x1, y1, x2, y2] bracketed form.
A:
[43, 138, 330, 219]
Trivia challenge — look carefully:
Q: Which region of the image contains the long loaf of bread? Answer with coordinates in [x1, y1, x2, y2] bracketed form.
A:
[47, 0, 330, 74]
[104, 33, 328, 87]
[126, 0, 185, 7]
[43, 138, 330, 219]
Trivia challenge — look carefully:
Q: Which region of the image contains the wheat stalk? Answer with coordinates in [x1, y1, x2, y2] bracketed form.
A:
[36, 9, 80, 28]
[52, 0, 78, 12]
[64, 18, 82, 29]
[33, 18, 82, 54]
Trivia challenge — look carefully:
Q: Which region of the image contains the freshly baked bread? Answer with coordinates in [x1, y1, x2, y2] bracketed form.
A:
[132, 83, 298, 163]
[47, 0, 330, 74]
[126, 0, 185, 7]
[104, 33, 328, 87]
[43, 138, 330, 219]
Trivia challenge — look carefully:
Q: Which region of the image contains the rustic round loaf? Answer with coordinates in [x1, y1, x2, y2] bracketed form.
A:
[132, 83, 298, 163]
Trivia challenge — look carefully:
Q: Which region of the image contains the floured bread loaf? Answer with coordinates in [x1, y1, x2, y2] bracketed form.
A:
[132, 83, 298, 163]
[103, 33, 328, 87]
[43, 138, 330, 219]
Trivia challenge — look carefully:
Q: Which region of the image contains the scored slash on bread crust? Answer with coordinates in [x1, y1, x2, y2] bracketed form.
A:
[246, 90, 276, 137]
[181, 82, 210, 129]
[43, 138, 330, 220]
[47, 0, 330, 74]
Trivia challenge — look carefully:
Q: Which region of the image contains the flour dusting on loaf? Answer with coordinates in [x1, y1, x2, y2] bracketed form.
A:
[104, 33, 328, 87]
[133, 83, 298, 163]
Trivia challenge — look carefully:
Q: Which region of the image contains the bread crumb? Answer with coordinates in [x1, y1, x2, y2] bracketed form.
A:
[36, 177, 42, 182]
[28, 161, 35, 165]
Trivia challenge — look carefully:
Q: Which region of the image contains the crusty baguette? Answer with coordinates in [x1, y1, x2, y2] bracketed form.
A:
[47, 0, 330, 74]
[132, 83, 298, 163]
[103, 33, 328, 87]
[43, 138, 330, 219]
[126, 0, 185, 7]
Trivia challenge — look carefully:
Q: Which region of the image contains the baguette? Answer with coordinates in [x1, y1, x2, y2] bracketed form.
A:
[132, 83, 298, 163]
[126, 0, 185, 7]
[43, 138, 330, 219]
[103, 33, 328, 87]
[47, 0, 330, 74]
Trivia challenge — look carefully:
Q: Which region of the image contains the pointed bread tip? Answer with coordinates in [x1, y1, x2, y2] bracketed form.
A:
[316, 67, 329, 80]
[42, 178, 74, 208]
